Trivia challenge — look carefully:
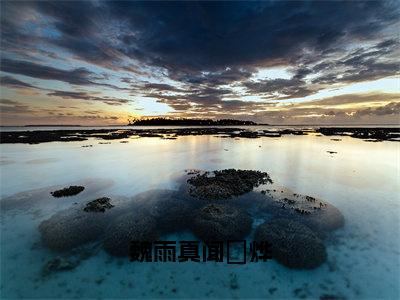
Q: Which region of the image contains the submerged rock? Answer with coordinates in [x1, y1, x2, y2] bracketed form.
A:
[41, 244, 99, 276]
[83, 197, 114, 213]
[51, 185, 85, 198]
[187, 169, 272, 200]
[150, 196, 194, 233]
[304, 202, 344, 234]
[255, 219, 327, 269]
[129, 189, 197, 234]
[42, 257, 78, 276]
[39, 207, 110, 251]
[257, 190, 344, 236]
[317, 127, 400, 142]
[192, 204, 252, 241]
[320, 295, 346, 300]
[103, 213, 159, 256]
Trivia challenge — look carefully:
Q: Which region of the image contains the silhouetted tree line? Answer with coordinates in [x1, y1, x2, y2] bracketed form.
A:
[127, 118, 257, 126]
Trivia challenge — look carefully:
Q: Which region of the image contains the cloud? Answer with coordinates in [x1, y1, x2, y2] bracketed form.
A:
[248, 92, 400, 124]
[0, 99, 20, 105]
[107, 1, 399, 72]
[1, 58, 131, 92]
[353, 101, 400, 117]
[46, 91, 131, 106]
[0, 98, 123, 125]
[1, 59, 99, 85]
[3, 1, 398, 74]
[0, 76, 37, 89]
[299, 92, 400, 107]
[1, 1, 399, 124]
[243, 78, 316, 99]
[310, 40, 400, 85]
[0, 98, 34, 114]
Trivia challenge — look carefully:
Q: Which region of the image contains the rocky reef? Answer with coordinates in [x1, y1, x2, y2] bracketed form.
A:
[258, 189, 344, 237]
[127, 189, 197, 234]
[317, 127, 400, 142]
[192, 204, 252, 241]
[42, 256, 78, 276]
[41, 245, 97, 276]
[83, 197, 114, 213]
[187, 169, 272, 200]
[38, 206, 111, 251]
[255, 218, 327, 269]
[148, 195, 194, 234]
[36, 169, 345, 270]
[103, 213, 159, 256]
[51, 185, 85, 197]
[1, 127, 398, 144]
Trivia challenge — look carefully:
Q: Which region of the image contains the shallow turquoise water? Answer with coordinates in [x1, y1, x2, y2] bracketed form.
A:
[1, 134, 399, 299]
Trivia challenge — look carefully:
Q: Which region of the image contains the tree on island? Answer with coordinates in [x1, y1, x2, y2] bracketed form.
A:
[127, 117, 257, 126]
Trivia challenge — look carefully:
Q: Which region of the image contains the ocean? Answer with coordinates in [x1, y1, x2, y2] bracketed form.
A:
[1, 131, 399, 299]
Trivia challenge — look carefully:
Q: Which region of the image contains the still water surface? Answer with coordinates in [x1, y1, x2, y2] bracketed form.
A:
[1, 134, 399, 298]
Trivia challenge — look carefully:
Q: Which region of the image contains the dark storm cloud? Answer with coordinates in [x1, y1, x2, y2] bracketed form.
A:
[243, 78, 316, 100]
[169, 67, 254, 86]
[144, 83, 184, 93]
[310, 39, 400, 85]
[106, 1, 399, 71]
[245, 39, 400, 99]
[1, 0, 399, 119]
[3, 1, 398, 73]
[144, 84, 236, 111]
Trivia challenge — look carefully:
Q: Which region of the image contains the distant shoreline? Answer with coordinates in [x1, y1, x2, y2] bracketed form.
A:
[127, 118, 258, 126]
[1, 123, 400, 128]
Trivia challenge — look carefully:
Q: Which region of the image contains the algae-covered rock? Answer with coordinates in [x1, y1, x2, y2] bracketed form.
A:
[83, 197, 114, 213]
[51, 186, 85, 197]
[255, 218, 327, 269]
[192, 203, 252, 241]
[39, 207, 111, 251]
[42, 257, 78, 276]
[187, 169, 272, 200]
[103, 213, 159, 256]
[129, 189, 197, 233]
[258, 190, 344, 236]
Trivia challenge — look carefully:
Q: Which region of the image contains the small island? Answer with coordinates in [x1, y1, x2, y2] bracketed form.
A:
[127, 118, 258, 126]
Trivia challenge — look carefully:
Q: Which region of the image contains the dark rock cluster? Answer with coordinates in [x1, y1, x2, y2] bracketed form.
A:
[255, 219, 327, 269]
[41, 246, 97, 277]
[317, 127, 400, 142]
[257, 190, 344, 237]
[187, 169, 272, 200]
[1, 127, 398, 144]
[192, 204, 252, 241]
[38, 207, 109, 251]
[37, 169, 345, 270]
[83, 197, 114, 213]
[103, 213, 159, 256]
[51, 185, 85, 197]
[42, 257, 78, 276]
[149, 196, 194, 234]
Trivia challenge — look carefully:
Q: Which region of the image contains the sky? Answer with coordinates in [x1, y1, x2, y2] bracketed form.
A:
[0, 0, 399, 126]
